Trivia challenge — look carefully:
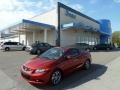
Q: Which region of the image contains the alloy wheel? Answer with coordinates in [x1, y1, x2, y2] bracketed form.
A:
[85, 60, 91, 70]
[51, 70, 62, 85]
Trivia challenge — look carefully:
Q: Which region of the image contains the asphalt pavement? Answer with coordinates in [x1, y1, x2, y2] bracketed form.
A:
[0, 49, 120, 90]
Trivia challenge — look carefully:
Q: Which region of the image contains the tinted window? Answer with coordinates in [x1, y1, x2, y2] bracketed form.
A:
[4, 42, 10, 45]
[44, 43, 50, 47]
[38, 43, 44, 47]
[18, 43, 23, 45]
[4, 42, 13, 45]
[12, 42, 17, 45]
[65, 49, 79, 56]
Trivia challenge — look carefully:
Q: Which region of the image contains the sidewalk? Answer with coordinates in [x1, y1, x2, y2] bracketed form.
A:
[0, 70, 25, 90]
[0, 56, 120, 90]
[69, 56, 120, 90]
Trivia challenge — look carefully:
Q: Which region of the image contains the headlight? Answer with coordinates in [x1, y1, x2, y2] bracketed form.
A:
[35, 69, 47, 73]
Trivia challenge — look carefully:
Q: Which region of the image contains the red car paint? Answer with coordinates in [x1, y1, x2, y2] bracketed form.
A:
[20, 47, 91, 85]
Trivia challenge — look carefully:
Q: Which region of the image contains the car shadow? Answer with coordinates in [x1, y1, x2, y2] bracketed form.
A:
[32, 64, 107, 90]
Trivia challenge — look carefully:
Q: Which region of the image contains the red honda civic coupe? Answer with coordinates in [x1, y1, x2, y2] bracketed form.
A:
[20, 47, 92, 85]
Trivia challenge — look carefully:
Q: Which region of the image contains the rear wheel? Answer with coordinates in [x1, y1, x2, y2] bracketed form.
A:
[84, 60, 91, 70]
[5, 47, 10, 51]
[50, 70, 62, 85]
[22, 47, 26, 51]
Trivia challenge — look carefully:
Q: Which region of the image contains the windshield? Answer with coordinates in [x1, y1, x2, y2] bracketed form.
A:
[40, 47, 64, 60]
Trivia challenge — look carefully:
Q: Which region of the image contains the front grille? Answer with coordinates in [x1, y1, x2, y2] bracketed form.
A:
[21, 72, 30, 79]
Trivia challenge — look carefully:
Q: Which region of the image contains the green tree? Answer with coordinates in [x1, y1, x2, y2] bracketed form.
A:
[112, 31, 120, 46]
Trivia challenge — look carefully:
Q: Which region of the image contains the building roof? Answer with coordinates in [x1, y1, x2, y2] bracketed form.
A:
[22, 19, 55, 29]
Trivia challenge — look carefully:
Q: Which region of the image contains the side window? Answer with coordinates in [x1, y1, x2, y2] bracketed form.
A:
[44, 43, 50, 47]
[18, 43, 23, 45]
[4, 42, 8, 45]
[72, 49, 79, 56]
[13, 42, 17, 45]
[4, 42, 12, 45]
[65, 49, 79, 57]
[38, 43, 44, 47]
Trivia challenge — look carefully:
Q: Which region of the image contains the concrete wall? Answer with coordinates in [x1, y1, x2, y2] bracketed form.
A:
[47, 30, 56, 45]
[30, 9, 58, 27]
[3, 37, 19, 42]
[61, 28, 100, 46]
[61, 28, 76, 46]
[19, 32, 26, 45]
[24, 30, 56, 46]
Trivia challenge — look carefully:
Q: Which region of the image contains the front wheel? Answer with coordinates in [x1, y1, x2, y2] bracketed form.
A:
[84, 60, 91, 70]
[5, 47, 10, 51]
[50, 70, 62, 85]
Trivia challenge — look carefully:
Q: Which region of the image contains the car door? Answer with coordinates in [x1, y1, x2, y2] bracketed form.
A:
[101, 44, 106, 50]
[97, 44, 101, 50]
[71, 49, 85, 68]
[9, 42, 16, 50]
[60, 49, 80, 73]
[17, 42, 24, 50]
[12, 42, 18, 50]
[42, 43, 50, 51]
[38, 43, 45, 52]
[69, 49, 83, 69]
[44, 43, 52, 50]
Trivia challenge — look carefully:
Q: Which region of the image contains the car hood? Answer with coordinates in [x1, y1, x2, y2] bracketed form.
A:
[24, 56, 56, 69]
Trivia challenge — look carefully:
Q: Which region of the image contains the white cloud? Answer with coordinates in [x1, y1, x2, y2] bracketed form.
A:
[113, 0, 120, 3]
[49, 0, 59, 8]
[71, 4, 85, 12]
[0, 0, 84, 30]
[0, 0, 46, 30]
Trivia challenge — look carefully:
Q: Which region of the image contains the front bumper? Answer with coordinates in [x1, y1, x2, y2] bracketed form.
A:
[20, 70, 51, 85]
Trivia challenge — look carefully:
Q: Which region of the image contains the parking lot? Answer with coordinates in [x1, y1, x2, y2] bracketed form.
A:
[0, 49, 120, 90]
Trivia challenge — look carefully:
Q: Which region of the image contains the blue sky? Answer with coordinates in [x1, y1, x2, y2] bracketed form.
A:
[0, 0, 120, 32]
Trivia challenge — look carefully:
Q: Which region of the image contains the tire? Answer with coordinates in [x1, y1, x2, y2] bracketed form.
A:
[37, 50, 41, 55]
[106, 48, 110, 50]
[50, 70, 62, 85]
[83, 60, 91, 70]
[22, 47, 26, 51]
[5, 47, 10, 51]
